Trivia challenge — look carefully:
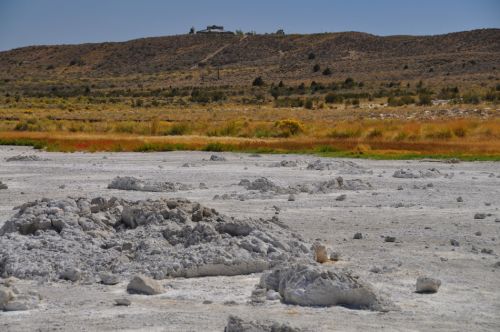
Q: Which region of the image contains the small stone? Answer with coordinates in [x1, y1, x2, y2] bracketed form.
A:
[353, 232, 363, 240]
[59, 267, 81, 282]
[115, 298, 131, 306]
[210, 155, 226, 162]
[370, 266, 382, 273]
[450, 239, 460, 247]
[266, 290, 282, 301]
[456, 196, 463, 202]
[4, 300, 30, 311]
[313, 243, 329, 263]
[481, 248, 494, 255]
[100, 273, 120, 285]
[475, 231, 482, 236]
[329, 252, 341, 261]
[416, 276, 441, 293]
[474, 213, 486, 219]
[202, 300, 212, 304]
[288, 194, 295, 201]
[335, 194, 347, 201]
[397, 185, 403, 190]
[127, 275, 163, 295]
[495, 218, 500, 223]
[384, 236, 396, 243]
[0, 286, 14, 310]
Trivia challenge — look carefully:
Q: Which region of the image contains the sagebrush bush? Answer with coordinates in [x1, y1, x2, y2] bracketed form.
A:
[274, 119, 304, 137]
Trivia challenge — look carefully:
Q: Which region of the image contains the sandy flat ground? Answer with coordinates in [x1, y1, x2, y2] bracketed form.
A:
[0, 146, 499, 331]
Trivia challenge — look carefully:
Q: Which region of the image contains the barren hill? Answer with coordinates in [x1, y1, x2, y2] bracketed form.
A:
[1, 29, 499, 86]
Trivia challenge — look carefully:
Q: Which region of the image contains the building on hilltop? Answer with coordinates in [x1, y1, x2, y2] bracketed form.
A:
[197, 25, 234, 35]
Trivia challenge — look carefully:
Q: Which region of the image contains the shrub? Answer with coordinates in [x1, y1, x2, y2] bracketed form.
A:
[462, 93, 480, 104]
[274, 97, 304, 108]
[305, 98, 314, 109]
[453, 127, 467, 138]
[313, 64, 320, 72]
[438, 86, 459, 100]
[274, 119, 304, 137]
[342, 77, 355, 89]
[393, 132, 408, 141]
[150, 118, 160, 135]
[328, 129, 361, 139]
[203, 142, 225, 152]
[417, 94, 432, 106]
[190, 89, 226, 103]
[322, 67, 332, 76]
[114, 121, 136, 133]
[252, 76, 265, 86]
[325, 93, 343, 104]
[426, 129, 452, 140]
[388, 96, 415, 106]
[308, 52, 316, 60]
[166, 123, 189, 135]
[270, 86, 281, 100]
[14, 118, 41, 131]
[366, 128, 383, 139]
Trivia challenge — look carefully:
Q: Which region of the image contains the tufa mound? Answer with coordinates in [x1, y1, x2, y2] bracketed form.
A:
[0, 197, 311, 281]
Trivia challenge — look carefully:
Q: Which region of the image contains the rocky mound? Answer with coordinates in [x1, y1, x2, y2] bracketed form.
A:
[238, 177, 372, 196]
[225, 315, 302, 332]
[257, 264, 390, 311]
[5, 155, 46, 162]
[210, 155, 226, 161]
[108, 176, 191, 192]
[306, 177, 372, 192]
[0, 197, 311, 281]
[269, 160, 299, 168]
[238, 178, 295, 194]
[307, 159, 362, 171]
[0, 181, 7, 190]
[393, 168, 442, 179]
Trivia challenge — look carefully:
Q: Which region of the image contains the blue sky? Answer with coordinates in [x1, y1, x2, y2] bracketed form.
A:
[0, 0, 499, 51]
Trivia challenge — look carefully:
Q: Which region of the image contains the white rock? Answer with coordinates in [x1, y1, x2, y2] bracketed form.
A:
[313, 243, 329, 263]
[59, 267, 81, 282]
[127, 275, 163, 295]
[0, 286, 14, 310]
[416, 276, 441, 293]
[115, 298, 131, 306]
[260, 264, 389, 310]
[100, 273, 120, 285]
[266, 290, 282, 301]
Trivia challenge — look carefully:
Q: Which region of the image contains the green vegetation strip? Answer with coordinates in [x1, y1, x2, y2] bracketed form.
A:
[1, 137, 499, 161]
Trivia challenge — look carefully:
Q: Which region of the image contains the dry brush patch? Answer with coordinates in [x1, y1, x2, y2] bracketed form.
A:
[1, 130, 499, 159]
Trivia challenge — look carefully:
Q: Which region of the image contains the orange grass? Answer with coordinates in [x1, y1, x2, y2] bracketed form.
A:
[1, 131, 499, 160]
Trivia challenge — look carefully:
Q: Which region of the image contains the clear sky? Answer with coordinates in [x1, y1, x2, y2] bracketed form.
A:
[0, 0, 499, 51]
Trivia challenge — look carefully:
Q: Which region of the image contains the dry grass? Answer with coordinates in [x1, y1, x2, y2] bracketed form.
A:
[1, 96, 499, 159]
[1, 130, 499, 160]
